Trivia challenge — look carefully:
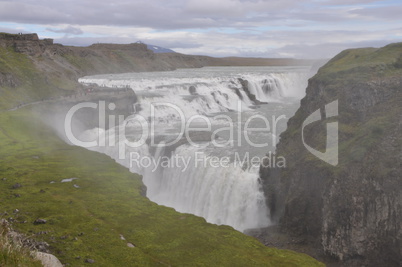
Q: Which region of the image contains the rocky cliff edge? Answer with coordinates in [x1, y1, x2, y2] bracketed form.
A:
[260, 43, 402, 266]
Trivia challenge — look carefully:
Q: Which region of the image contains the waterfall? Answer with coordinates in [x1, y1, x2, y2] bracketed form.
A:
[144, 145, 270, 231]
[76, 67, 309, 232]
[79, 69, 309, 109]
[81, 132, 271, 232]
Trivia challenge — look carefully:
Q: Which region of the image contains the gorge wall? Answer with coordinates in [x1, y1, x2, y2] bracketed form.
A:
[0, 33, 311, 111]
[260, 43, 402, 266]
[0, 33, 209, 110]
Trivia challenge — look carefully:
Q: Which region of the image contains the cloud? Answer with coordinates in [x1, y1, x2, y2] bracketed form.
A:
[319, 0, 386, 6]
[0, 0, 399, 30]
[0, 26, 28, 34]
[0, 0, 401, 58]
[271, 39, 393, 58]
[51, 24, 402, 58]
[47, 26, 83, 35]
[0, 0, 307, 29]
[0, 2, 69, 24]
[350, 5, 402, 20]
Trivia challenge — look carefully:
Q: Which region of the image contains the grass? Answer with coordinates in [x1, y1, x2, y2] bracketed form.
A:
[0, 220, 43, 267]
[0, 47, 73, 110]
[0, 38, 326, 266]
[0, 107, 324, 266]
[315, 42, 402, 81]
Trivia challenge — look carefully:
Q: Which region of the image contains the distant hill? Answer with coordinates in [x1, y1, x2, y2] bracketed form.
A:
[134, 41, 176, 53]
[0, 33, 313, 110]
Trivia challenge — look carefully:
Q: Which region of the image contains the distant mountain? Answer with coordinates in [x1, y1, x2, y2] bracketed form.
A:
[135, 41, 175, 53]
[147, 44, 176, 53]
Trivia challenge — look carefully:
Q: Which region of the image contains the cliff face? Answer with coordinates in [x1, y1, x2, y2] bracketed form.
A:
[0, 32, 313, 110]
[0, 33, 51, 56]
[0, 33, 211, 110]
[260, 43, 402, 266]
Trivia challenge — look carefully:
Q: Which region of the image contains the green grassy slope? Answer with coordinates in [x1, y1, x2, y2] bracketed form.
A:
[315, 42, 402, 80]
[0, 44, 205, 111]
[0, 108, 323, 266]
[0, 47, 72, 110]
[261, 42, 402, 265]
[0, 222, 43, 267]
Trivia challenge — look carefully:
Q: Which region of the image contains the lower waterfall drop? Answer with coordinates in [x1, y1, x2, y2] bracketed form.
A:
[77, 66, 311, 232]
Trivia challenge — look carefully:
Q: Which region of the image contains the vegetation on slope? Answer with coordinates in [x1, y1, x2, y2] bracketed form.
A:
[0, 221, 43, 266]
[315, 42, 402, 80]
[0, 107, 323, 266]
[261, 42, 402, 265]
[0, 46, 72, 110]
[0, 32, 324, 266]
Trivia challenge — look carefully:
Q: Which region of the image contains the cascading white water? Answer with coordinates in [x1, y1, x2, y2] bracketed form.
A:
[79, 68, 308, 110]
[82, 131, 271, 232]
[145, 145, 269, 231]
[77, 66, 310, 232]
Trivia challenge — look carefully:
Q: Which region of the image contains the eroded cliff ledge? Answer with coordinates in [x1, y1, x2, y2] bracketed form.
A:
[260, 43, 402, 266]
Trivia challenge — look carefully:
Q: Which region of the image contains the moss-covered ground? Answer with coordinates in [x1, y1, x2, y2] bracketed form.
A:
[0, 221, 43, 267]
[0, 46, 76, 110]
[315, 42, 402, 81]
[0, 107, 324, 266]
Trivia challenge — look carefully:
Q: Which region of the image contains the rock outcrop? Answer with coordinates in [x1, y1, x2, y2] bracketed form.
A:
[0, 33, 53, 56]
[260, 43, 402, 266]
[35, 252, 63, 267]
[238, 78, 267, 104]
[0, 72, 20, 88]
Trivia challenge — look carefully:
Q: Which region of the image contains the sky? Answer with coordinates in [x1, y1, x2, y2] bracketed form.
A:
[0, 0, 401, 58]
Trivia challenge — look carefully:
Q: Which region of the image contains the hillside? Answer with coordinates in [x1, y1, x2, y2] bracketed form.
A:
[0, 33, 198, 110]
[0, 33, 323, 266]
[0, 33, 312, 110]
[260, 43, 402, 266]
[0, 106, 324, 267]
